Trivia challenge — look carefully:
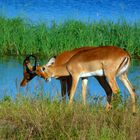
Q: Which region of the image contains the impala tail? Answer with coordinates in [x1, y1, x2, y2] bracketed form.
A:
[117, 56, 130, 76]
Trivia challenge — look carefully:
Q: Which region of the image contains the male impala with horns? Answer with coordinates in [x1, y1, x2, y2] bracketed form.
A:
[21, 46, 136, 114]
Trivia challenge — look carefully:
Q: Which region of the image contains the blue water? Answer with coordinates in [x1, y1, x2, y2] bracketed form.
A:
[0, 57, 140, 102]
[0, 0, 140, 24]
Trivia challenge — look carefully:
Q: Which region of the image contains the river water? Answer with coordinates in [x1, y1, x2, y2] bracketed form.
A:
[0, 57, 140, 101]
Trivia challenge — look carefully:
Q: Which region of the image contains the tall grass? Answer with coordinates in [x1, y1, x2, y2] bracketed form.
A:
[0, 16, 140, 57]
[0, 95, 140, 140]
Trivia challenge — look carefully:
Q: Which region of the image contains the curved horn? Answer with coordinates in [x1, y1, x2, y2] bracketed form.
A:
[29, 55, 38, 71]
[23, 55, 38, 74]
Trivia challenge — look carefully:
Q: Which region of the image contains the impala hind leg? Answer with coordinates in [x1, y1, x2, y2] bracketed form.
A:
[105, 72, 122, 108]
[95, 76, 112, 111]
[105, 73, 120, 94]
[119, 73, 136, 114]
[69, 76, 79, 105]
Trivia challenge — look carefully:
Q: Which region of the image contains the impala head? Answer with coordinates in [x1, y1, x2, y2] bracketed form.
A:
[35, 57, 56, 81]
[20, 55, 39, 86]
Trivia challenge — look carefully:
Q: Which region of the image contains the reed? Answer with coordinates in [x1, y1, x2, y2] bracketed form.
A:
[0, 16, 140, 58]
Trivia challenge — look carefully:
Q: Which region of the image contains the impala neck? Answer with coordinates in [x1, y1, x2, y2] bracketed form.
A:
[47, 64, 69, 78]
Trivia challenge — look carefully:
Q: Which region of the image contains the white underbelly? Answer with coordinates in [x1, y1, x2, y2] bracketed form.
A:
[79, 69, 104, 78]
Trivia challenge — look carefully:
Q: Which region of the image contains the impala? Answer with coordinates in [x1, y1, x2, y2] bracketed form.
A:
[34, 46, 136, 113]
[20, 47, 112, 109]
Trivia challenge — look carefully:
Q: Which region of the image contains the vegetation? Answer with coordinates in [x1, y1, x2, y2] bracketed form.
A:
[0, 16, 140, 58]
[0, 94, 140, 140]
[0, 16, 140, 139]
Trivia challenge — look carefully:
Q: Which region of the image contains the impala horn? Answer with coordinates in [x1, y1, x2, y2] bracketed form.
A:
[23, 55, 39, 74]
[20, 55, 39, 87]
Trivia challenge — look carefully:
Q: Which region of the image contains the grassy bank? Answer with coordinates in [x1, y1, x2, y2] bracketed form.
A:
[0, 95, 140, 140]
[0, 16, 140, 57]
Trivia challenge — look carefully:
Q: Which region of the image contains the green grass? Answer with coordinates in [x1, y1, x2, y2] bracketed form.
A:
[0, 94, 140, 140]
[0, 16, 140, 58]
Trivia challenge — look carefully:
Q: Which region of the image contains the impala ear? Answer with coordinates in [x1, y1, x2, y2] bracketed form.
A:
[46, 57, 56, 67]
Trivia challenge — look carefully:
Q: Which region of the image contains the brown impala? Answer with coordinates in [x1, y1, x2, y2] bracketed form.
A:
[34, 46, 136, 113]
[20, 47, 112, 109]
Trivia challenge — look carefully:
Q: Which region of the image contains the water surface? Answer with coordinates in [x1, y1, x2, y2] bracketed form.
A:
[0, 57, 140, 101]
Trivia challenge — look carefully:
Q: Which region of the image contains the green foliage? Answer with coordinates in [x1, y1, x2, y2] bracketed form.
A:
[111, 90, 122, 108]
[0, 17, 140, 57]
[2, 95, 11, 102]
[0, 95, 140, 139]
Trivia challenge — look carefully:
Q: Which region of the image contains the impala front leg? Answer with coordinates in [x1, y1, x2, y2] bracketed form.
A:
[82, 78, 88, 105]
[69, 76, 79, 106]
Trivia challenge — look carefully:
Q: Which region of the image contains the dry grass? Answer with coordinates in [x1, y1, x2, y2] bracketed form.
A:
[0, 95, 140, 140]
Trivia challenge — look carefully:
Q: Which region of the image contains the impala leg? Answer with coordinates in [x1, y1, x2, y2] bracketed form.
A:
[123, 73, 135, 92]
[82, 78, 88, 105]
[105, 74, 120, 94]
[105, 73, 121, 108]
[95, 76, 112, 111]
[119, 73, 136, 113]
[66, 76, 72, 99]
[60, 78, 67, 102]
[69, 76, 79, 105]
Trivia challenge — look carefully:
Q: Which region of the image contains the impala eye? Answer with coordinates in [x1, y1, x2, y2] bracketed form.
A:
[40, 67, 45, 73]
[42, 67, 45, 71]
